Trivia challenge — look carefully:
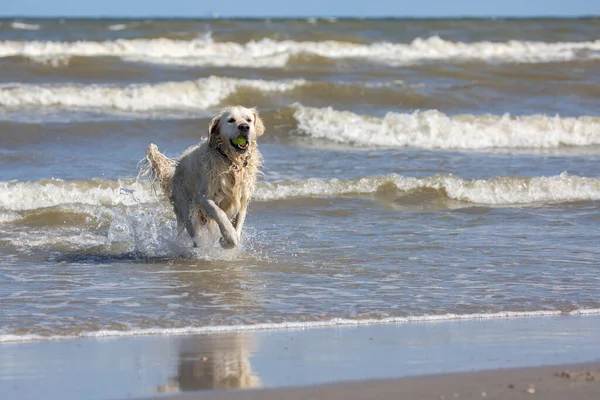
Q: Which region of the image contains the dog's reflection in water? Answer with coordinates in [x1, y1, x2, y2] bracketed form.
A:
[157, 332, 259, 393]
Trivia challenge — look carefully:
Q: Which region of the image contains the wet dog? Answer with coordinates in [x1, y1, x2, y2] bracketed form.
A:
[142, 106, 264, 248]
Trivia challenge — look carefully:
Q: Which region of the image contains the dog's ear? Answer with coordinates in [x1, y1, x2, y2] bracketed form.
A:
[252, 108, 265, 137]
[208, 113, 221, 140]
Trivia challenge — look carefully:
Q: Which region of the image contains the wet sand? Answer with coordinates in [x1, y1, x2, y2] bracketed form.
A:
[1, 315, 599, 400]
[161, 362, 600, 400]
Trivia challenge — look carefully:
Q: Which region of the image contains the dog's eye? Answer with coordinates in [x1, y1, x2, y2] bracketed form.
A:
[246, 118, 252, 122]
[227, 118, 235, 123]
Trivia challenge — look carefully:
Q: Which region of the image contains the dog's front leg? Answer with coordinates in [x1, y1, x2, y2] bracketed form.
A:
[233, 204, 248, 241]
[199, 196, 238, 248]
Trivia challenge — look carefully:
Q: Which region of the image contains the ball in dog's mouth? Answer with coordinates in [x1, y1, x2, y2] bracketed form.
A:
[230, 136, 249, 153]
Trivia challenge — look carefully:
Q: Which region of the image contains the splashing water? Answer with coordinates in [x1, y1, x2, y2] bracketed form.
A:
[105, 199, 248, 261]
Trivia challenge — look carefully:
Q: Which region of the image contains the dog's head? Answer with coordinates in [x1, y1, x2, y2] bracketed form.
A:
[208, 106, 265, 160]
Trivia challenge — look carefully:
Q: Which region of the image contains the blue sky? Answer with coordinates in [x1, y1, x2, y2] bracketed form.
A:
[1, 0, 598, 17]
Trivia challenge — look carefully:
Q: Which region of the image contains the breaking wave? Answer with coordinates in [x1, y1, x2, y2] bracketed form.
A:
[1, 173, 599, 217]
[107, 23, 130, 31]
[1, 36, 600, 67]
[293, 105, 600, 149]
[0, 179, 155, 212]
[256, 173, 600, 205]
[0, 77, 304, 112]
[10, 21, 41, 30]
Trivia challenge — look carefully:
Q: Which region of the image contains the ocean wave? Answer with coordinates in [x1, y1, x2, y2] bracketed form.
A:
[256, 173, 600, 205]
[293, 105, 600, 149]
[1, 36, 599, 67]
[2, 309, 599, 343]
[1, 173, 599, 215]
[10, 21, 41, 30]
[0, 37, 286, 68]
[0, 179, 238, 259]
[0, 77, 304, 112]
[107, 23, 130, 31]
[0, 179, 155, 211]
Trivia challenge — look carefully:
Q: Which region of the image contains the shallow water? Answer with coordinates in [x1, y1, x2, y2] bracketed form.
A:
[0, 17, 599, 341]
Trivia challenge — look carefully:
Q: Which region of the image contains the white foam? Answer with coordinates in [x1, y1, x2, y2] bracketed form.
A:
[255, 173, 600, 205]
[105, 203, 242, 260]
[0, 77, 304, 112]
[0, 211, 19, 224]
[1, 173, 599, 212]
[10, 22, 41, 30]
[441, 173, 600, 205]
[293, 105, 600, 149]
[0, 179, 156, 211]
[107, 22, 146, 31]
[4, 309, 598, 343]
[1, 36, 599, 67]
[0, 37, 288, 68]
[569, 308, 600, 315]
[107, 24, 128, 31]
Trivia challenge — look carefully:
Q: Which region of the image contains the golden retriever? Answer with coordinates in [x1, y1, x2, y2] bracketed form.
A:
[141, 106, 264, 248]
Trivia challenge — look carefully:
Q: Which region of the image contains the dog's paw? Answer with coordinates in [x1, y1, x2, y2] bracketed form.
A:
[219, 237, 236, 249]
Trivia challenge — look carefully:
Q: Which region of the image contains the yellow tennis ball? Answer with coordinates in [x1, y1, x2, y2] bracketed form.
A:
[231, 137, 248, 146]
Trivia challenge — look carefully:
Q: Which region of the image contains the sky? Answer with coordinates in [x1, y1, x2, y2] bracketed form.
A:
[1, 0, 598, 18]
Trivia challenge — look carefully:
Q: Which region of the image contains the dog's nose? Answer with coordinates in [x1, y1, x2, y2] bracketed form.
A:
[238, 123, 250, 132]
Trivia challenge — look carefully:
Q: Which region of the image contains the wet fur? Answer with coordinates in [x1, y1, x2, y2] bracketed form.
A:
[141, 106, 264, 248]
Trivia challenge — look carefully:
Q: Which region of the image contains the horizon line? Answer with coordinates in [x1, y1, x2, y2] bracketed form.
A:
[1, 14, 598, 20]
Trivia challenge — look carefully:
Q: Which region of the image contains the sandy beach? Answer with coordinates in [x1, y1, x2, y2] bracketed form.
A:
[160, 362, 600, 400]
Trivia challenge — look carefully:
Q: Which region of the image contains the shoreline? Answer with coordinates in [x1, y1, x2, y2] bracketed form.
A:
[1, 314, 599, 399]
[2, 309, 599, 343]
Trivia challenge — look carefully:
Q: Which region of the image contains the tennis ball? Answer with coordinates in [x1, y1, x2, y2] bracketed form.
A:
[231, 137, 248, 146]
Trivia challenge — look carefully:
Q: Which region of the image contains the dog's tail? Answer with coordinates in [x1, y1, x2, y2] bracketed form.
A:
[138, 143, 176, 199]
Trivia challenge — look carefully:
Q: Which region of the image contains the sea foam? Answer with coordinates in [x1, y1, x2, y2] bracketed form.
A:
[0, 77, 304, 112]
[293, 105, 600, 149]
[0, 179, 155, 211]
[107, 24, 129, 31]
[2, 309, 599, 342]
[256, 173, 600, 205]
[1, 173, 599, 215]
[1, 36, 600, 67]
[10, 22, 41, 30]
